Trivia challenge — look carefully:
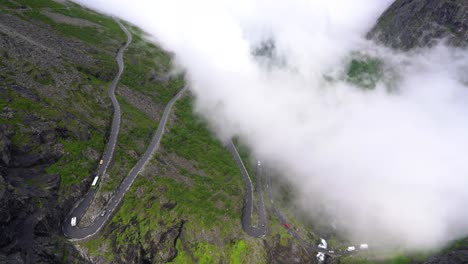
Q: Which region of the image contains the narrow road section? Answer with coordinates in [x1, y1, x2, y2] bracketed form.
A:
[226, 141, 267, 237]
[102, 17, 132, 176]
[62, 18, 131, 239]
[62, 17, 187, 240]
[63, 86, 186, 240]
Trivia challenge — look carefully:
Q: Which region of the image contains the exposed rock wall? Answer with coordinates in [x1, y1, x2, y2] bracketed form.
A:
[368, 0, 468, 50]
[367, 1, 468, 263]
[0, 123, 88, 263]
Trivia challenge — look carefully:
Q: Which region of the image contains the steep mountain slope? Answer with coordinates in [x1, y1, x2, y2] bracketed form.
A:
[2, 0, 466, 263]
[336, 1, 468, 263]
[367, 0, 468, 50]
[0, 0, 181, 262]
[0, 1, 315, 263]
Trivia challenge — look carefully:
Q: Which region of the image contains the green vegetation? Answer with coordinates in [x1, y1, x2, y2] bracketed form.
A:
[118, 96, 158, 153]
[1, 0, 266, 263]
[130, 96, 244, 229]
[121, 24, 183, 105]
[1, 0, 132, 198]
[0, 0, 22, 9]
[97, 24, 184, 191]
[100, 147, 135, 192]
[2, 0, 183, 198]
[46, 130, 104, 186]
[346, 56, 383, 89]
[13, 0, 63, 9]
[339, 249, 436, 264]
[11, 59, 56, 86]
[163, 97, 244, 178]
[171, 240, 193, 264]
[229, 240, 248, 264]
[82, 238, 114, 262]
[340, 255, 413, 264]
[13, 0, 125, 50]
[6, 2, 438, 263]
[232, 138, 260, 225]
[1, 86, 108, 194]
[443, 237, 468, 252]
[192, 243, 218, 263]
[233, 138, 255, 180]
[81, 96, 265, 263]
[75, 55, 117, 83]
[99, 96, 157, 192]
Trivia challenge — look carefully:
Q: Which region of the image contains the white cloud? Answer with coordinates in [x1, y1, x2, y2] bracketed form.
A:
[76, 0, 468, 250]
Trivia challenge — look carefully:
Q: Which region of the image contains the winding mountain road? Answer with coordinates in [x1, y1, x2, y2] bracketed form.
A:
[63, 86, 186, 240]
[226, 141, 267, 238]
[60, 17, 364, 262]
[62, 18, 130, 240]
[102, 18, 131, 176]
[62, 18, 187, 240]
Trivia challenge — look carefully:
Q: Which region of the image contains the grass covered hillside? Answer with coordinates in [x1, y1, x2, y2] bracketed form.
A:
[3, 1, 464, 263]
[0, 0, 182, 262]
[0, 0, 313, 263]
[81, 97, 266, 263]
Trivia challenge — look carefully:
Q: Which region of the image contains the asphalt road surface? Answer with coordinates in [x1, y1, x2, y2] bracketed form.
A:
[62, 18, 131, 240]
[63, 84, 186, 240]
[226, 141, 267, 238]
[101, 18, 132, 177]
[63, 18, 187, 240]
[60, 16, 366, 260]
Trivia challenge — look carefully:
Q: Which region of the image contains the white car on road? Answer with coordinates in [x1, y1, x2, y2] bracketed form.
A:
[71, 217, 77, 227]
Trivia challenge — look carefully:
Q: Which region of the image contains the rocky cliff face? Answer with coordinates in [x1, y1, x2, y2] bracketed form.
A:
[425, 247, 468, 264]
[0, 123, 88, 263]
[3, 0, 465, 263]
[366, 1, 468, 263]
[368, 0, 468, 50]
[0, 1, 120, 263]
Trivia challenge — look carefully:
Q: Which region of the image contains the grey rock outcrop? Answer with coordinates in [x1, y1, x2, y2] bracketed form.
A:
[0, 124, 88, 264]
[366, 1, 468, 263]
[424, 251, 468, 264]
[368, 0, 468, 50]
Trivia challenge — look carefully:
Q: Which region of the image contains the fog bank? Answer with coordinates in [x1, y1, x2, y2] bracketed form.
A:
[76, 0, 468, 250]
